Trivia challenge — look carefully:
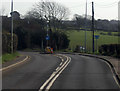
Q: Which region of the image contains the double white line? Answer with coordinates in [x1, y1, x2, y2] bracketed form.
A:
[39, 54, 71, 91]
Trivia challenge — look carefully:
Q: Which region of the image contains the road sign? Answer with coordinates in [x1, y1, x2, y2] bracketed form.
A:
[94, 35, 100, 53]
[95, 35, 100, 39]
[46, 36, 50, 40]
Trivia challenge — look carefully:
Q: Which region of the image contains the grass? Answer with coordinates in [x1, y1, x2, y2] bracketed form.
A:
[2, 52, 20, 63]
[66, 30, 119, 53]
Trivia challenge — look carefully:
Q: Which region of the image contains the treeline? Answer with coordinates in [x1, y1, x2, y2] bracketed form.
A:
[63, 14, 119, 32]
[2, 1, 119, 54]
[2, 1, 70, 52]
[2, 16, 69, 52]
[2, 32, 18, 54]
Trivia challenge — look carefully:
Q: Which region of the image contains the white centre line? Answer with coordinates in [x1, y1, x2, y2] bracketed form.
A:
[39, 54, 71, 91]
[46, 57, 71, 90]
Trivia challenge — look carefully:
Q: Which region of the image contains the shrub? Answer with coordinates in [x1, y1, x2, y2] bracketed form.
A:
[107, 32, 112, 36]
[100, 32, 106, 35]
[74, 45, 80, 52]
[2, 32, 18, 54]
[99, 44, 120, 57]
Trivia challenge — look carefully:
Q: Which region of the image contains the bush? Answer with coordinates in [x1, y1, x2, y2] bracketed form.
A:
[100, 32, 106, 35]
[113, 34, 120, 37]
[99, 44, 120, 57]
[107, 32, 112, 36]
[2, 32, 18, 54]
[116, 44, 120, 57]
[51, 31, 70, 50]
[74, 45, 80, 52]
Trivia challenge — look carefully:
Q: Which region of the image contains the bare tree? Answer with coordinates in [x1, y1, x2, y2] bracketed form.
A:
[33, 0, 69, 20]
[0, 7, 6, 16]
[25, 0, 70, 30]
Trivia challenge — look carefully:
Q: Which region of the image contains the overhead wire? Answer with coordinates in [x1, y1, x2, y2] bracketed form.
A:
[68, 1, 118, 20]
[69, 2, 91, 8]
[95, 1, 118, 6]
[68, 1, 118, 8]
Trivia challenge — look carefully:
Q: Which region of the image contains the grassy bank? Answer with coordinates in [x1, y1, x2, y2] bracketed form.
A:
[2, 52, 20, 63]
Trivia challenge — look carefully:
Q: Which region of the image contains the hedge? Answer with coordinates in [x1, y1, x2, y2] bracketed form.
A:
[99, 44, 120, 57]
[2, 32, 18, 54]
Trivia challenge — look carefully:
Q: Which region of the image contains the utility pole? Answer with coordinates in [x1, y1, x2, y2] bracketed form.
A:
[84, 0, 87, 53]
[11, 0, 13, 54]
[47, 20, 49, 46]
[92, 2, 95, 53]
[45, 15, 50, 47]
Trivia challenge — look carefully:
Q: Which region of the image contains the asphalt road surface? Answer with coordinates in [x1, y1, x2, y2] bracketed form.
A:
[2, 52, 120, 90]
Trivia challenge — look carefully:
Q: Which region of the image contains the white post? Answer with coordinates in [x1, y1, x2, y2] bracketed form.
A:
[11, 0, 13, 53]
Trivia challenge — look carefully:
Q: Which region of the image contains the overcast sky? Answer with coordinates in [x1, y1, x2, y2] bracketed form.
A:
[1, 0, 120, 20]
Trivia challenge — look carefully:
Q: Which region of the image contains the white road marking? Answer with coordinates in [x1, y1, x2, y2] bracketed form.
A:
[39, 54, 71, 91]
[39, 73, 56, 90]
[59, 62, 63, 66]
[55, 67, 60, 71]
[0, 56, 30, 71]
[62, 59, 64, 62]
[79, 53, 120, 88]
[101, 59, 120, 88]
[46, 57, 71, 90]
[113, 75, 120, 88]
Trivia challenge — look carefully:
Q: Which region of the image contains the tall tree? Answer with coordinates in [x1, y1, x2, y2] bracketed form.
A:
[25, 0, 70, 30]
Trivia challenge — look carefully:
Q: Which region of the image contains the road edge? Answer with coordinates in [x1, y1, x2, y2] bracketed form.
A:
[0, 56, 30, 71]
[59, 52, 120, 87]
[78, 53, 120, 87]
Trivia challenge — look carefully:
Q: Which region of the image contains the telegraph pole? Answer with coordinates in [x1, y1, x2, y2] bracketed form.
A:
[11, 0, 13, 54]
[84, 0, 87, 53]
[46, 20, 49, 46]
[47, 23, 48, 46]
[92, 2, 95, 53]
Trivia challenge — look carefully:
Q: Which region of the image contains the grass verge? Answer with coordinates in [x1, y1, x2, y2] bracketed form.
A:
[2, 52, 20, 63]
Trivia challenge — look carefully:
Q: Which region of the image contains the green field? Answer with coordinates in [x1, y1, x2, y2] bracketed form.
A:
[67, 30, 119, 53]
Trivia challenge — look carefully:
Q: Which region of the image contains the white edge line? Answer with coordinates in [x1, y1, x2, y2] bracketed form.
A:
[103, 60, 120, 88]
[80, 54, 120, 88]
[0, 56, 29, 71]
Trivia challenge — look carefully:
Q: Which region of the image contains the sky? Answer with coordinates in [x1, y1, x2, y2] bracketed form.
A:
[1, 0, 120, 20]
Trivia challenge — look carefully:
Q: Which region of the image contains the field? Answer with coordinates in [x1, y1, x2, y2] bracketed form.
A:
[67, 30, 119, 53]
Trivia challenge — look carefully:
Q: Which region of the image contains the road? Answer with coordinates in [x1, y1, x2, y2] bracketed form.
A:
[2, 52, 120, 90]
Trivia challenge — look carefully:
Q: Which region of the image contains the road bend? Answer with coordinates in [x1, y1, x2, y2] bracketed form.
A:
[50, 54, 120, 90]
[2, 52, 62, 90]
[2, 52, 120, 90]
